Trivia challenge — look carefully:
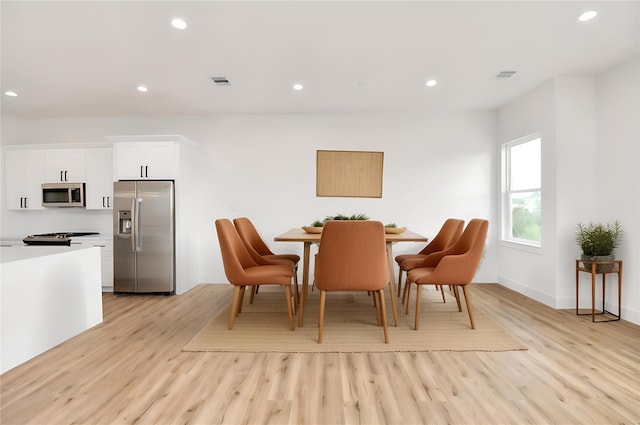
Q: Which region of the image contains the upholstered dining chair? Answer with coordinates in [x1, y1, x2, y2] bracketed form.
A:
[314, 220, 390, 343]
[215, 218, 296, 331]
[395, 218, 465, 300]
[233, 217, 300, 304]
[404, 219, 488, 330]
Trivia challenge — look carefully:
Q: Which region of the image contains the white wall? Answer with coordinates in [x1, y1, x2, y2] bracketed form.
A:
[497, 58, 640, 325]
[496, 79, 561, 306]
[595, 58, 640, 324]
[1, 111, 498, 285]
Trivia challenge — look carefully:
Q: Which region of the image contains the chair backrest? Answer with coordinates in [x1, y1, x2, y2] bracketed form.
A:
[215, 218, 260, 285]
[233, 217, 275, 257]
[418, 218, 465, 255]
[420, 219, 486, 267]
[314, 220, 389, 291]
[430, 219, 489, 284]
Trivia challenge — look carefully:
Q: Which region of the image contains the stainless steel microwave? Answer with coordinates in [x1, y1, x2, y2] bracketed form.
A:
[41, 183, 86, 207]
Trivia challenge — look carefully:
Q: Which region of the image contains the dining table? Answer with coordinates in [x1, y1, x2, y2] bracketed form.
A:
[274, 227, 428, 327]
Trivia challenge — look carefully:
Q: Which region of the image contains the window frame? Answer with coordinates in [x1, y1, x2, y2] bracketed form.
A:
[501, 133, 542, 248]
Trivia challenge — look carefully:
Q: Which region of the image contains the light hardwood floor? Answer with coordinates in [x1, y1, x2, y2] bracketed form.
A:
[1, 283, 639, 425]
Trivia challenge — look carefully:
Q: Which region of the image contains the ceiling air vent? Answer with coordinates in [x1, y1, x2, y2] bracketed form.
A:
[496, 70, 517, 79]
[210, 76, 231, 86]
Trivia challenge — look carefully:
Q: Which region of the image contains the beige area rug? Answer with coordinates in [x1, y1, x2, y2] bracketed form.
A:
[183, 286, 527, 353]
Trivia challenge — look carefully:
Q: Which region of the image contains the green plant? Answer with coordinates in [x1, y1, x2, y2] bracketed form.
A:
[309, 213, 370, 227]
[576, 221, 622, 256]
[385, 223, 397, 228]
[326, 213, 369, 221]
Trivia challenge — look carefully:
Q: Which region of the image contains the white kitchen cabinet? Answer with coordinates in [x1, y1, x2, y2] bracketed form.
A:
[76, 238, 114, 291]
[4, 149, 45, 210]
[112, 141, 176, 180]
[44, 148, 86, 183]
[85, 148, 114, 209]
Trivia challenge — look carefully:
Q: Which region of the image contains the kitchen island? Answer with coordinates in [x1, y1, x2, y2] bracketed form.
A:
[1, 243, 103, 374]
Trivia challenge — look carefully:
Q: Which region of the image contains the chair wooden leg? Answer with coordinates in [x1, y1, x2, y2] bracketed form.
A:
[238, 286, 246, 315]
[293, 271, 300, 306]
[284, 284, 295, 331]
[439, 285, 446, 303]
[462, 285, 475, 329]
[378, 289, 389, 343]
[453, 286, 462, 312]
[414, 284, 422, 330]
[374, 291, 382, 325]
[405, 282, 412, 314]
[229, 286, 242, 330]
[318, 290, 326, 343]
[249, 285, 257, 304]
[397, 268, 404, 297]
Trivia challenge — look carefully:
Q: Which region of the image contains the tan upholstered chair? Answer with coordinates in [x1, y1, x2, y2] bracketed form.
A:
[233, 217, 300, 303]
[215, 218, 296, 331]
[314, 220, 390, 343]
[404, 219, 488, 330]
[395, 218, 464, 299]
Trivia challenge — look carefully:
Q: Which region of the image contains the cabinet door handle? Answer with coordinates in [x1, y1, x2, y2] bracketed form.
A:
[140, 165, 144, 178]
[20, 197, 23, 208]
[107, 197, 111, 208]
[103, 196, 106, 208]
[145, 165, 149, 178]
[64, 170, 68, 181]
[60, 171, 64, 181]
[23, 197, 28, 208]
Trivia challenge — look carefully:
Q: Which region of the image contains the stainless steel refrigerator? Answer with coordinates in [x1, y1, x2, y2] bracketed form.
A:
[113, 180, 175, 294]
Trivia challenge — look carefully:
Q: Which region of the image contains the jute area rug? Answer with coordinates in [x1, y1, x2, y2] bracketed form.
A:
[183, 285, 527, 353]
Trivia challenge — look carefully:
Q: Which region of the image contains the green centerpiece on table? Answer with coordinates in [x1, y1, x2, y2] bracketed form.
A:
[303, 214, 405, 234]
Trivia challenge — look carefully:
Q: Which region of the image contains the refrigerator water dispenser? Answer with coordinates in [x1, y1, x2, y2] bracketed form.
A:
[118, 210, 132, 235]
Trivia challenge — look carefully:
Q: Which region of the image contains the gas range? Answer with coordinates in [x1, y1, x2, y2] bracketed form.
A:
[23, 232, 100, 246]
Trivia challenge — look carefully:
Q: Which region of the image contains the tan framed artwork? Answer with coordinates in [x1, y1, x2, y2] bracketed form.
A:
[316, 150, 384, 198]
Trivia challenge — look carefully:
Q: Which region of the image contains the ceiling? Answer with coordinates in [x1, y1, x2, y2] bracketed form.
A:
[1, 1, 638, 120]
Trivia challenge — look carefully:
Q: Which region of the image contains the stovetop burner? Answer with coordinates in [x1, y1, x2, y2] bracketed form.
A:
[31, 232, 100, 238]
[23, 232, 100, 246]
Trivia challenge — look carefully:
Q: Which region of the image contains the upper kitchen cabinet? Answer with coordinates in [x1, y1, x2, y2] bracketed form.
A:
[43, 148, 86, 183]
[112, 140, 176, 180]
[107, 134, 208, 295]
[85, 148, 114, 209]
[4, 149, 45, 210]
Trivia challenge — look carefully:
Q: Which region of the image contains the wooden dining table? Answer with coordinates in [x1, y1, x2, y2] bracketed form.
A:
[274, 227, 428, 327]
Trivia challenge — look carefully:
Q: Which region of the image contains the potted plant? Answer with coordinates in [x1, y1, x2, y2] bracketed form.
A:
[576, 220, 622, 272]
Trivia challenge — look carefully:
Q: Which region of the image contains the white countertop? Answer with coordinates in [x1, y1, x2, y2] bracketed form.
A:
[0, 243, 95, 264]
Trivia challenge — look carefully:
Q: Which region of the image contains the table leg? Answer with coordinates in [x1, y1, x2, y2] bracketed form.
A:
[617, 262, 622, 317]
[591, 263, 596, 322]
[298, 241, 311, 327]
[575, 260, 579, 315]
[386, 242, 399, 327]
[602, 273, 606, 315]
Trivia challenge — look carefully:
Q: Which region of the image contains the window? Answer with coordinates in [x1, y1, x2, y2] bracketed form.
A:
[502, 135, 541, 246]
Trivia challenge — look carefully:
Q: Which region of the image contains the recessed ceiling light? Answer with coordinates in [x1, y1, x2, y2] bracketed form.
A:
[578, 11, 598, 22]
[4, 91, 18, 97]
[293, 83, 304, 91]
[137, 86, 149, 93]
[425, 80, 437, 87]
[171, 18, 187, 30]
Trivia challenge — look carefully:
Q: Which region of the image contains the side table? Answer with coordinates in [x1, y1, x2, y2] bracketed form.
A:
[575, 259, 622, 322]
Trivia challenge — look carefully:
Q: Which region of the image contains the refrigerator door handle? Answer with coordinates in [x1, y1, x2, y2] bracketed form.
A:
[135, 197, 143, 252]
[130, 197, 137, 252]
